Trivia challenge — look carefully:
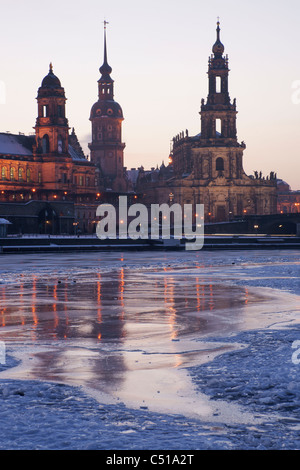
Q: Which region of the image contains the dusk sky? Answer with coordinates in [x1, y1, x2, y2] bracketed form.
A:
[0, 0, 299, 189]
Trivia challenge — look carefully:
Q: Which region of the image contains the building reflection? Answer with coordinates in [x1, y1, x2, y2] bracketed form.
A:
[0, 266, 251, 389]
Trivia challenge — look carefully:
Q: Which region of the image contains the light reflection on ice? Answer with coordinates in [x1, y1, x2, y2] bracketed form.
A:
[0, 250, 299, 422]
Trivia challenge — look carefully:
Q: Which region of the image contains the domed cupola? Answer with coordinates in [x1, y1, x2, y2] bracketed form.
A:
[212, 20, 225, 58]
[41, 63, 62, 89]
[35, 63, 69, 156]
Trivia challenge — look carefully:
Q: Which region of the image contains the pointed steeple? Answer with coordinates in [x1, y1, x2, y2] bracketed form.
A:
[98, 21, 114, 100]
[99, 20, 112, 79]
[89, 20, 126, 187]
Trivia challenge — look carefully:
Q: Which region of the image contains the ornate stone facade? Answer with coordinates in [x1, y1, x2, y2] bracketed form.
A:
[0, 26, 131, 234]
[0, 64, 98, 234]
[136, 22, 277, 222]
[0, 22, 280, 234]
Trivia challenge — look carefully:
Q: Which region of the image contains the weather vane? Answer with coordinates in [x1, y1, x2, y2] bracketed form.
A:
[103, 19, 109, 30]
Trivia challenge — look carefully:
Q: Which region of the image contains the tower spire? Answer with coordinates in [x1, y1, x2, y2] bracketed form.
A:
[212, 17, 224, 57]
[99, 20, 112, 78]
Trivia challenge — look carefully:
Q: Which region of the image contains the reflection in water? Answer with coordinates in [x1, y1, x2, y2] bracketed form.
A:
[0, 265, 259, 411]
[0, 269, 254, 343]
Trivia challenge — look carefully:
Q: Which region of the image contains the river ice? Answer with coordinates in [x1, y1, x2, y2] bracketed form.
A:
[0, 249, 299, 450]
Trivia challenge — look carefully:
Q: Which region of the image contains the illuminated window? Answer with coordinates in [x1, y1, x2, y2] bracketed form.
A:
[10, 167, 15, 180]
[18, 167, 23, 181]
[26, 168, 31, 183]
[1, 166, 7, 180]
[79, 175, 83, 186]
[38, 172, 42, 184]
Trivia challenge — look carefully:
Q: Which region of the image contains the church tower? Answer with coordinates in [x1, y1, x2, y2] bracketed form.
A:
[158, 20, 278, 221]
[34, 63, 69, 157]
[200, 20, 238, 145]
[89, 22, 126, 191]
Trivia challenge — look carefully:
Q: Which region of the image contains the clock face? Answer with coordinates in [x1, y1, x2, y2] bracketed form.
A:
[107, 108, 113, 115]
[96, 108, 102, 115]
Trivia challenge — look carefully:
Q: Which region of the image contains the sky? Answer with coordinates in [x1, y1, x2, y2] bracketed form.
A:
[0, 0, 299, 190]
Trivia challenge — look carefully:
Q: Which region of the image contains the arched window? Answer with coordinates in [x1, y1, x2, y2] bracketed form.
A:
[26, 168, 31, 183]
[1, 166, 7, 180]
[216, 157, 224, 171]
[42, 134, 50, 153]
[10, 167, 15, 181]
[18, 167, 23, 181]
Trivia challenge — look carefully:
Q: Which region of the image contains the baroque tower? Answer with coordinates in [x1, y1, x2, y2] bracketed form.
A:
[139, 21, 277, 220]
[34, 63, 69, 157]
[89, 22, 127, 192]
[200, 20, 238, 145]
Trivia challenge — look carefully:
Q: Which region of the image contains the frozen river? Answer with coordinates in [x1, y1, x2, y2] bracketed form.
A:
[0, 249, 299, 449]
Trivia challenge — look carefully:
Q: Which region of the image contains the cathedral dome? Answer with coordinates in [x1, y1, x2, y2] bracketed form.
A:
[41, 64, 61, 89]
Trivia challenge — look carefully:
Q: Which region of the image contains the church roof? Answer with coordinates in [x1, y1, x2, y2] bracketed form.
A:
[0, 133, 34, 157]
[0, 132, 90, 164]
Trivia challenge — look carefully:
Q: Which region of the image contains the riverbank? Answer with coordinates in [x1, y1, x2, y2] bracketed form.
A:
[0, 234, 299, 253]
